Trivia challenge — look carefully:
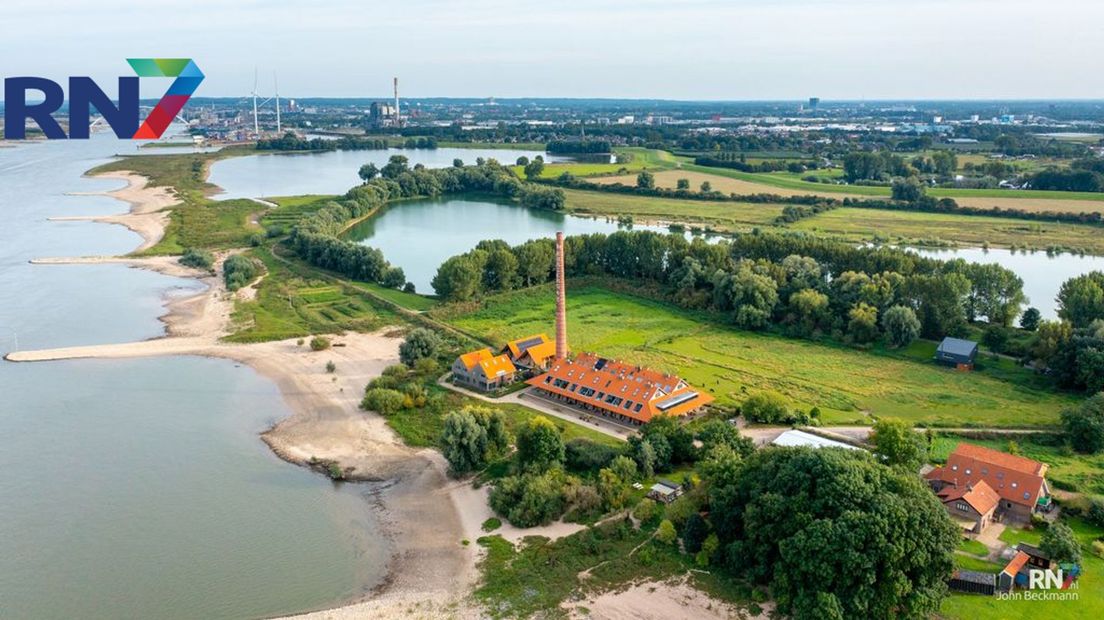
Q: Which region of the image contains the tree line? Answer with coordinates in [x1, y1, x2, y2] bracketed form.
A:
[547, 139, 612, 154]
[256, 132, 391, 152]
[431, 229, 1035, 344]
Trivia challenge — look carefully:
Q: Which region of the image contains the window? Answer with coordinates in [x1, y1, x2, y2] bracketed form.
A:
[1011, 482, 1018, 489]
[1023, 492, 1030, 500]
[951, 465, 958, 471]
[965, 469, 972, 475]
[956, 502, 969, 512]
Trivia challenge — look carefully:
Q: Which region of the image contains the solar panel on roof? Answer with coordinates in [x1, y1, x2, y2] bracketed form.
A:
[655, 391, 699, 411]
[594, 358, 608, 370]
[516, 336, 544, 352]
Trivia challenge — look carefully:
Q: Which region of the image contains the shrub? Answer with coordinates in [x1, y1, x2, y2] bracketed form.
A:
[741, 391, 792, 424]
[325, 360, 336, 373]
[564, 438, 620, 472]
[1061, 393, 1104, 454]
[398, 328, 442, 367]
[656, 519, 677, 545]
[489, 472, 566, 527]
[179, 248, 214, 270]
[634, 498, 658, 524]
[361, 388, 405, 415]
[309, 336, 331, 351]
[223, 254, 262, 291]
[481, 517, 502, 532]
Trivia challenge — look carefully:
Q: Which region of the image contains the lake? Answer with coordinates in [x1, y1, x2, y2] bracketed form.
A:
[208, 146, 570, 199]
[908, 246, 1104, 320]
[343, 196, 664, 293]
[0, 133, 388, 620]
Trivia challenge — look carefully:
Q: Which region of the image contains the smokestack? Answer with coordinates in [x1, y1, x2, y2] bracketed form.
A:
[393, 77, 400, 127]
[555, 232, 567, 360]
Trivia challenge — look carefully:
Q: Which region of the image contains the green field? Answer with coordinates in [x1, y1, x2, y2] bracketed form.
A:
[226, 245, 396, 343]
[940, 518, 1104, 620]
[511, 147, 679, 179]
[794, 207, 1104, 254]
[563, 188, 785, 230]
[436, 285, 1074, 427]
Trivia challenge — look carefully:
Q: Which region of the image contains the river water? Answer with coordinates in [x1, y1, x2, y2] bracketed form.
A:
[0, 134, 387, 620]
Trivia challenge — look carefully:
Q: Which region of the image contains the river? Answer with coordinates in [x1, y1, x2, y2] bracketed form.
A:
[0, 133, 387, 620]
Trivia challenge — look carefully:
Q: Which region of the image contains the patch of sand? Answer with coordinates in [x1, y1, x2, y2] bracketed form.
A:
[53, 171, 179, 252]
[564, 577, 769, 620]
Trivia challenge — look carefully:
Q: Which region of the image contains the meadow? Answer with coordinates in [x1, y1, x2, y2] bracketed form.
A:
[562, 188, 785, 230]
[793, 207, 1104, 254]
[437, 285, 1075, 428]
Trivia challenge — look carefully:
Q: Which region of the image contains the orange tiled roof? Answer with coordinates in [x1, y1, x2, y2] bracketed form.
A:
[520, 340, 558, 366]
[503, 334, 551, 359]
[1002, 551, 1030, 577]
[458, 348, 494, 370]
[478, 354, 517, 378]
[525, 353, 714, 423]
[926, 443, 1048, 509]
[938, 479, 1000, 515]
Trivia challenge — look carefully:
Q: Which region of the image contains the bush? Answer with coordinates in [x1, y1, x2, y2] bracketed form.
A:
[564, 437, 620, 472]
[489, 472, 566, 527]
[325, 360, 336, 373]
[634, 498, 659, 524]
[179, 248, 214, 270]
[656, 519, 677, 545]
[223, 254, 262, 291]
[398, 328, 443, 367]
[516, 416, 565, 473]
[361, 388, 405, 415]
[741, 391, 792, 424]
[309, 336, 331, 351]
[1061, 393, 1104, 454]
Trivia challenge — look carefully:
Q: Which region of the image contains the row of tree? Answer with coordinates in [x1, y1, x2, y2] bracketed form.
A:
[256, 132, 391, 152]
[433, 230, 1029, 339]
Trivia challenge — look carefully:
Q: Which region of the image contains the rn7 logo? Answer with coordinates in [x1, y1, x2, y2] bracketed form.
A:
[4, 59, 204, 140]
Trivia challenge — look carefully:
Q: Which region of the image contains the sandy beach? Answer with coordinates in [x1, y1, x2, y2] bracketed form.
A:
[51, 171, 178, 252]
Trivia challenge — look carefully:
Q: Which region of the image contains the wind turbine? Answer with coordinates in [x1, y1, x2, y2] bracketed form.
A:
[252, 68, 260, 136]
[274, 71, 281, 134]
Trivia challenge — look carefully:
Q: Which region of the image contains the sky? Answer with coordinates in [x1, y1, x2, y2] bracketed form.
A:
[1, 0, 1102, 101]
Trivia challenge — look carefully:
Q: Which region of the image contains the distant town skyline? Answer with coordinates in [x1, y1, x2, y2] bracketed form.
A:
[2, 0, 1102, 101]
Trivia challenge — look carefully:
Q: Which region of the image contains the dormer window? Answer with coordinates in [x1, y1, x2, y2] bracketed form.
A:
[1011, 482, 1018, 488]
[965, 469, 972, 475]
[951, 465, 958, 471]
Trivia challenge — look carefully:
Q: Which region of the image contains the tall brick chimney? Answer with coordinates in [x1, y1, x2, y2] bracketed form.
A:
[555, 232, 567, 360]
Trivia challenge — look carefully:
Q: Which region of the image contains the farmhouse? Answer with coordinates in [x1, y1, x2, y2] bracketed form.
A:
[527, 353, 714, 425]
[451, 348, 517, 392]
[935, 337, 979, 370]
[935, 479, 1000, 534]
[925, 443, 1050, 525]
[500, 334, 557, 371]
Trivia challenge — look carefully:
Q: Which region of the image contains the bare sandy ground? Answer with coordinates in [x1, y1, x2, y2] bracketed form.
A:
[563, 577, 770, 620]
[52, 171, 178, 252]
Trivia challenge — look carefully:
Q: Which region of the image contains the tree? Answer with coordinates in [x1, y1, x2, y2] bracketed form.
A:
[931, 150, 958, 177]
[516, 416, 565, 473]
[609, 455, 637, 482]
[891, 177, 925, 203]
[452, 158, 464, 168]
[728, 266, 779, 330]
[636, 170, 655, 189]
[870, 417, 925, 468]
[489, 472, 566, 527]
[565, 438, 620, 472]
[788, 288, 830, 337]
[431, 254, 482, 301]
[708, 448, 958, 620]
[656, 519, 677, 545]
[1040, 520, 1082, 565]
[847, 302, 880, 344]
[676, 178, 690, 190]
[1031, 320, 1073, 367]
[741, 391, 791, 424]
[683, 513, 710, 553]
[629, 437, 657, 478]
[700, 181, 712, 192]
[380, 265, 406, 289]
[516, 155, 529, 166]
[398, 328, 442, 367]
[597, 468, 628, 510]
[696, 419, 755, 457]
[380, 155, 410, 179]
[1020, 307, 1042, 332]
[634, 498, 658, 523]
[1057, 272, 1104, 328]
[441, 409, 489, 474]
[523, 159, 545, 180]
[482, 248, 519, 292]
[358, 162, 380, 182]
[1061, 392, 1104, 454]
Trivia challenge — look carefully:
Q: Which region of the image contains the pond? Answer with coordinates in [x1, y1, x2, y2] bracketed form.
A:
[343, 196, 665, 294]
[908, 246, 1104, 321]
[208, 147, 570, 199]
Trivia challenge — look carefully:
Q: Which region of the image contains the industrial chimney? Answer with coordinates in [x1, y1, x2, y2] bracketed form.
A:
[555, 232, 567, 360]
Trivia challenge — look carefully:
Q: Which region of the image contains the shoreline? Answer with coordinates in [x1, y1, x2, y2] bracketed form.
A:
[9, 168, 485, 618]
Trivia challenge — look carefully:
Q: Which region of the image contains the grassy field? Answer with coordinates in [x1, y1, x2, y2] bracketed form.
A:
[931, 433, 1104, 496]
[436, 285, 1075, 428]
[511, 147, 679, 179]
[225, 245, 397, 343]
[261, 194, 339, 232]
[793, 207, 1104, 253]
[562, 188, 785, 231]
[940, 518, 1104, 620]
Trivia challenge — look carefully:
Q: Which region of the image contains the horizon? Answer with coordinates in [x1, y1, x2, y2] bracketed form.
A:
[2, 0, 1103, 100]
